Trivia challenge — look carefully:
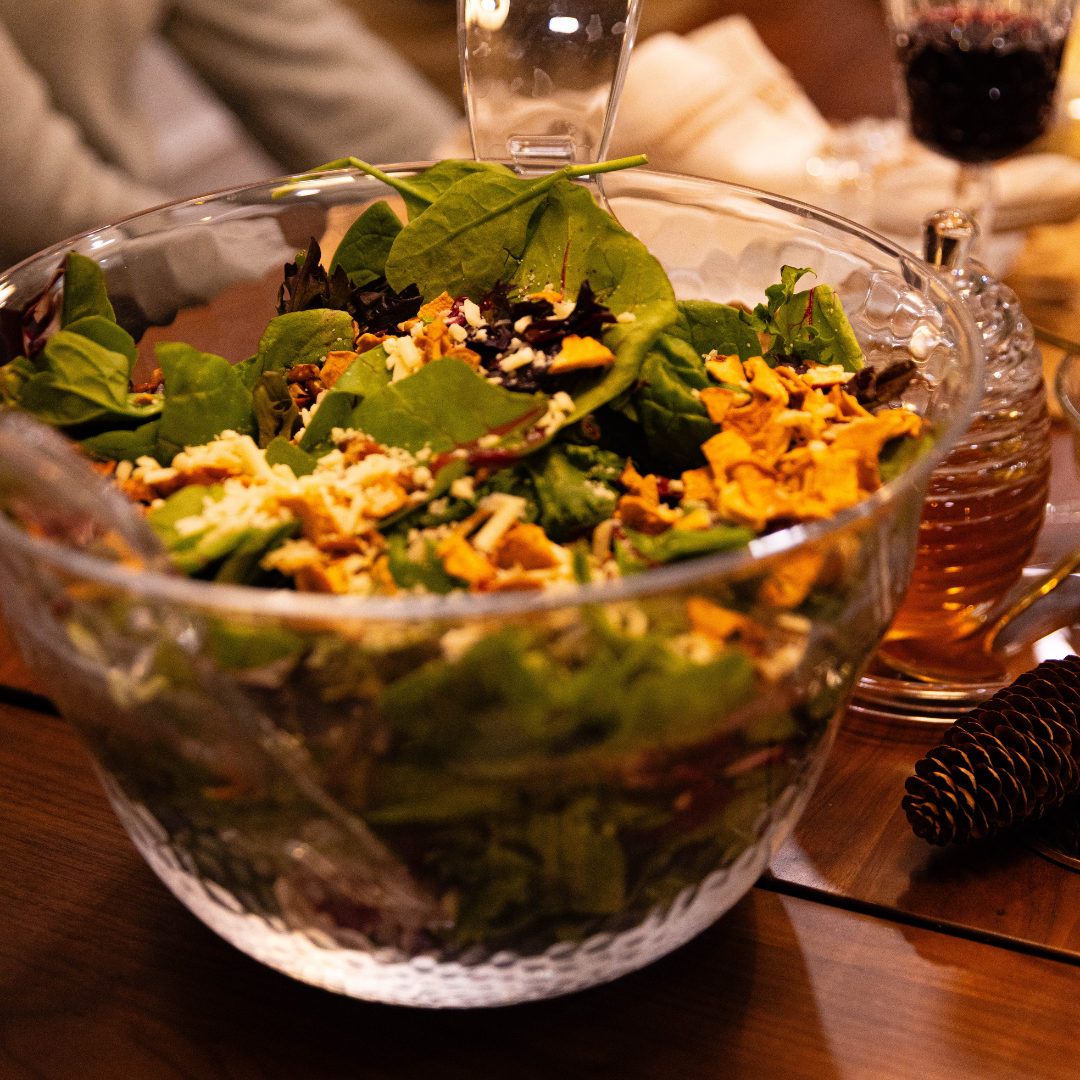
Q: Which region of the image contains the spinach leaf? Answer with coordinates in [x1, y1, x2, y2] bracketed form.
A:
[251, 371, 300, 448]
[0, 356, 35, 407]
[81, 419, 162, 462]
[397, 159, 516, 219]
[265, 435, 317, 477]
[507, 179, 679, 432]
[524, 442, 622, 542]
[297, 390, 355, 457]
[206, 619, 306, 671]
[251, 309, 355, 382]
[64, 315, 137, 371]
[61, 252, 115, 327]
[155, 342, 254, 462]
[625, 525, 754, 563]
[384, 157, 647, 301]
[329, 200, 403, 286]
[387, 533, 462, 594]
[19, 330, 161, 428]
[878, 432, 933, 484]
[331, 344, 391, 397]
[633, 332, 715, 472]
[353, 357, 546, 454]
[213, 519, 301, 584]
[677, 300, 762, 362]
[148, 484, 222, 551]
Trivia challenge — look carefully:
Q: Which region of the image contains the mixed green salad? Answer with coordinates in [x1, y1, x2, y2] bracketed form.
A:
[0, 156, 926, 955]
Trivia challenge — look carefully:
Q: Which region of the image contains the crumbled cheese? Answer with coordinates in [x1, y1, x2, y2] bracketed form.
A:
[427, 497, 449, 517]
[114, 460, 133, 482]
[535, 391, 575, 437]
[462, 299, 484, 328]
[448, 322, 468, 343]
[385, 335, 424, 382]
[801, 364, 853, 388]
[514, 315, 534, 334]
[450, 476, 476, 501]
[472, 493, 528, 553]
[552, 298, 576, 319]
[499, 346, 535, 372]
[616, 311, 636, 323]
[477, 433, 500, 449]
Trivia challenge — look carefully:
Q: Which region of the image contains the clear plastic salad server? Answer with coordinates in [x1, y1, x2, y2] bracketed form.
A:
[458, 0, 642, 168]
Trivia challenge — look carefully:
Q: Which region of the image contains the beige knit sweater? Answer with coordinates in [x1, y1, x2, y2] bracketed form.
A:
[0, 0, 457, 268]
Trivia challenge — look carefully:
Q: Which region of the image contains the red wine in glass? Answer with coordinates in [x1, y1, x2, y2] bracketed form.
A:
[898, 8, 1065, 163]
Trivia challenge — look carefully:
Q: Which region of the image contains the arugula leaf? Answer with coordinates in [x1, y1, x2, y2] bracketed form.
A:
[81, 419, 162, 462]
[625, 525, 754, 563]
[330, 200, 404, 286]
[265, 435, 317, 477]
[633, 332, 714, 472]
[677, 300, 762, 362]
[353, 357, 545, 454]
[251, 371, 300, 448]
[155, 343, 255, 462]
[61, 253, 115, 327]
[18, 330, 161, 428]
[387, 533, 463, 594]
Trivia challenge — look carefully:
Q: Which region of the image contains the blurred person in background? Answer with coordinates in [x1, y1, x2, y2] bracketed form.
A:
[0, 0, 458, 270]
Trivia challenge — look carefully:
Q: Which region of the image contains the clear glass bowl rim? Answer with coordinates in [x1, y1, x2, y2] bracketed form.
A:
[0, 164, 984, 624]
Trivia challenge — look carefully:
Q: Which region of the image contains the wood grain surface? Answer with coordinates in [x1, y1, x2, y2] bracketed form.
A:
[2, 702, 1078, 1080]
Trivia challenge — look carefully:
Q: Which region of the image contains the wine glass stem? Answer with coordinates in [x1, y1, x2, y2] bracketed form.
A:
[955, 161, 996, 243]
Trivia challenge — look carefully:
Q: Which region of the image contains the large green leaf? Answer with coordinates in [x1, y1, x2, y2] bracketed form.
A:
[397, 159, 515, 220]
[524, 443, 623, 542]
[155, 342, 254, 462]
[18, 330, 161, 428]
[352, 357, 546, 454]
[251, 309, 356, 383]
[330, 200, 404, 286]
[331, 344, 391, 397]
[677, 300, 762, 362]
[634, 333, 715, 472]
[81, 419, 162, 462]
[61, 253, 115, 327]
[64, 315, 137, 372]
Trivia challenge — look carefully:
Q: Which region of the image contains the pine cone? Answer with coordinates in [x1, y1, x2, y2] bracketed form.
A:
[902, 657, 1080, 846]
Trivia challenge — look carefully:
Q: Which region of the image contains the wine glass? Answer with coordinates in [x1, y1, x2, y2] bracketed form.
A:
[884, 0, 1073, 237]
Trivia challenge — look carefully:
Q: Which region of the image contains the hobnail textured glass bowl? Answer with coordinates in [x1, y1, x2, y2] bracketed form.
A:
[0, 166, 980, 1007]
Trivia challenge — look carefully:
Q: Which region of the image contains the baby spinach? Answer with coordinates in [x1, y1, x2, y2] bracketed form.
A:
[249, 309, 355, 383]
[329, 200, 403, 286]
[264, 435, 317, 477]
[633, 333, 714, 472]
[297, 391, 355, 458]
[331, 344, 391, 398]
[81, 419, 162, 462]
[625, 525, 755, 564]
[64, 315, 138, 370]
[774, 282, 863, 372]
[18, 330, 161, 428]
[678, 300, 762, 362]
[383, 156, 647, 302]
[352, 357, 546, 455]
[61, 252, 115, 327]
[155, 343, 255, 462]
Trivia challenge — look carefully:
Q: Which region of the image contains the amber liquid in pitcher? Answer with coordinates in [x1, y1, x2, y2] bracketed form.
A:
[875, 264, 1051, 682]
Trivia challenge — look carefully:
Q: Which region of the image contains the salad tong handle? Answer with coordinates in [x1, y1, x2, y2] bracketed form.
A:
[458, 0, 642, 168]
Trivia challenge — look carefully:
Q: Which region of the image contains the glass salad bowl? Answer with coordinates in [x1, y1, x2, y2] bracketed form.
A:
[0, 165, 981, 1007]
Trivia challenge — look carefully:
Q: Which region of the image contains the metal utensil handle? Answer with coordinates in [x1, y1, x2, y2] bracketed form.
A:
[458, 0, 642, 168]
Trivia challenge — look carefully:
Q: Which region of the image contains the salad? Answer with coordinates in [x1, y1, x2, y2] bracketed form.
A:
[0, 157, 926, 957]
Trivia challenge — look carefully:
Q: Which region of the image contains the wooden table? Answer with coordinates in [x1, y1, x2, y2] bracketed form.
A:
[3, 537, 1080, 1079]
